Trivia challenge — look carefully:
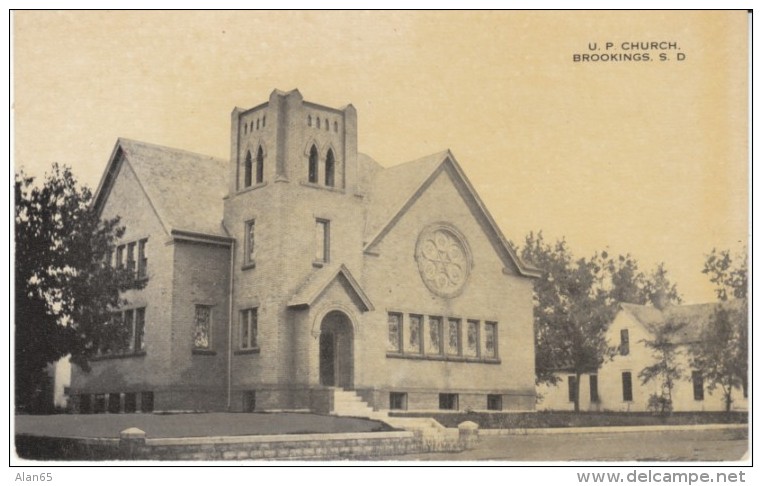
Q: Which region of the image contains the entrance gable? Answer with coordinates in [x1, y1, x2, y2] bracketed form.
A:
[287, 263, 373, 312]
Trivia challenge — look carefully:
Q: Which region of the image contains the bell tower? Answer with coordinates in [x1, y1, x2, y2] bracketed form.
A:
[227, 89, 358, 196]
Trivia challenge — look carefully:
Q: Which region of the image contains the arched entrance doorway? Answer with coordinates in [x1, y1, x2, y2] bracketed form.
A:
[319, 310, 354, 389]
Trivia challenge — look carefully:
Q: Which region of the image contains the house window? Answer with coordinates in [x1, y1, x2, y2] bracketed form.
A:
[134, 308, 145, 352]
[108, 393, 121, 413]
[140, 391, 154, 413]
[244, 220, 256, 265]
[487, 394, 502, 411]
[484, 322, 497, 358]
[116, 245, 125, 269]
[622, 371, 633, 402]
[315, 219, 329, 263]
[590, 375, 599, 403]
[126, 242, 136, 274]
[93, 394, 106, 414]
[692, 371, 705, 401]
[446, 318, 461, 356]
[620, 329, 630, 356]
[124, 393, 137, 413]
[308, 145, 319, 183]
[427, 316, 442, 355]
[240, 308, 258, 349]
[387, 313, 402, 353]
[193, 305, 212, 350]
[465, 320, 479, 357]
[568, 376, 577, 402]
[389, 392, 407, 410]
[439, 393, 458, 410]
[137, 239, 148, 279]
[122, 309, 134, 352]
[255, 146, 264, 184]
[79, 394, 91, 414]
[104, 308, 146, 355]
[407, 314, 423, 354]
[244, 150, 253, 188]
[325, 149, 335, 187]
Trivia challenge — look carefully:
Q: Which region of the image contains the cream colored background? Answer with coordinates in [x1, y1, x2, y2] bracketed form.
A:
[13, 10, 748, 304]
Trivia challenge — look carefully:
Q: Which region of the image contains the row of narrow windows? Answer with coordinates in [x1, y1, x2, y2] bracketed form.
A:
[307, 115, 339, 133]
[565, 370, 745, 404]
[243, 115, 266, 135]
[109, 239, 148, 279]
[308, 145, 336, 187]
[389, 393, 503, 411]
[243, 147, 265, 188]
[78, 391, 153, 414]
[242, 145, 337, 189]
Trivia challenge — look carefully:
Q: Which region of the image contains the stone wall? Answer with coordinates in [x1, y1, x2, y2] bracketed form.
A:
[16, 431, 447, 461]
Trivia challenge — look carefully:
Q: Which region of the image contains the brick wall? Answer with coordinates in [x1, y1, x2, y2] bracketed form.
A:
[70, 158, 175, 404]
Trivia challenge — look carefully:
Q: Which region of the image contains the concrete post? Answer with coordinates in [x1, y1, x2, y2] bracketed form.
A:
[458, 421, 479, 449]
[119, 427, 146, 459]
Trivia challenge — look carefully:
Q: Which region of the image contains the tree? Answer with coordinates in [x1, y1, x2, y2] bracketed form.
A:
[608, 256, 681, 309]
[517, 232, 618, 412]
[15, 164, 144, 413]
[638, 319, 686, 415]
[691, 248, 748, 412]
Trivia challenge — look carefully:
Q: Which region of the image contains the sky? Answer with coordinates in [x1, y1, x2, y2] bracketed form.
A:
[12, 10, 749, 304]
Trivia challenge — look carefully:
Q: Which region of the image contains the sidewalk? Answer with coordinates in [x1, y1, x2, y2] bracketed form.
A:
[477, 422, 749, 436]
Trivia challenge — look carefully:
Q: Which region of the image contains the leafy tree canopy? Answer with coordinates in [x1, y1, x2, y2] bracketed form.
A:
[15, 164, 145, 412]
[514, 232, 681, 412]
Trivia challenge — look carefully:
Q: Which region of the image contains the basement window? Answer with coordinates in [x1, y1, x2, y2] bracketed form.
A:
[439, 393, 458, 411]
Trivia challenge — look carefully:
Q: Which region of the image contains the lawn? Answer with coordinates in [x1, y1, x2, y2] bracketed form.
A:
[15, 412, 393, 439]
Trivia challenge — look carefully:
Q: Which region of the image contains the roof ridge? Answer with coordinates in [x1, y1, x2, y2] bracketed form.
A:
[117, 137, 227, 163]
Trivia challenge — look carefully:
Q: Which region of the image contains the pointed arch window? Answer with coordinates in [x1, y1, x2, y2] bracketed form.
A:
[256, 146, 264, 184]
[244, 151, 253, 188]
[308, 145, 319, 183]
[325, 149, 335, 187]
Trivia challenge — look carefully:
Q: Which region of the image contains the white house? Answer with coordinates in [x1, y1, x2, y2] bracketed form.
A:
[538, 302, 748, 412]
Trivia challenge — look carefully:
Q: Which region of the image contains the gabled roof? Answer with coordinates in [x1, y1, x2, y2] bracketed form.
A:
[363, 150, 541, 278]
[363, 150, 448, 242]
[620, 302, 743, 345]
[93, 138, 229, 238]
[287, 263, 374, 312]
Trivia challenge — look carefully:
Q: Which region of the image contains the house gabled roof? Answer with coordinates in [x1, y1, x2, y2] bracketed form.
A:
[619, 302, 743, 345]
[363, 150, 540, 278]
[93, 138, 229, 238]
[287, 263, 374, 312]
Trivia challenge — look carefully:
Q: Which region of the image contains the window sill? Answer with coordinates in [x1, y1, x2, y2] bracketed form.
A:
[300, 181, 345, 194]
[237, 182, 268, 194]
[312, 260, 326, 268]
[234, 347, 261, 355]
[241, 262, 256, 271]
[385, 352, 501, 365]
[91, 351, 146, 361]
[192, 349, 217, 356]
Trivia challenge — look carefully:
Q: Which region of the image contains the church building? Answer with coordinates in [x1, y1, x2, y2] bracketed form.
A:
[69, 89, 540, 414]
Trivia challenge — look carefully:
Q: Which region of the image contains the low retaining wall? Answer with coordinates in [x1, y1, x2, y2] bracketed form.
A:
[17, 431, 445, 461]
